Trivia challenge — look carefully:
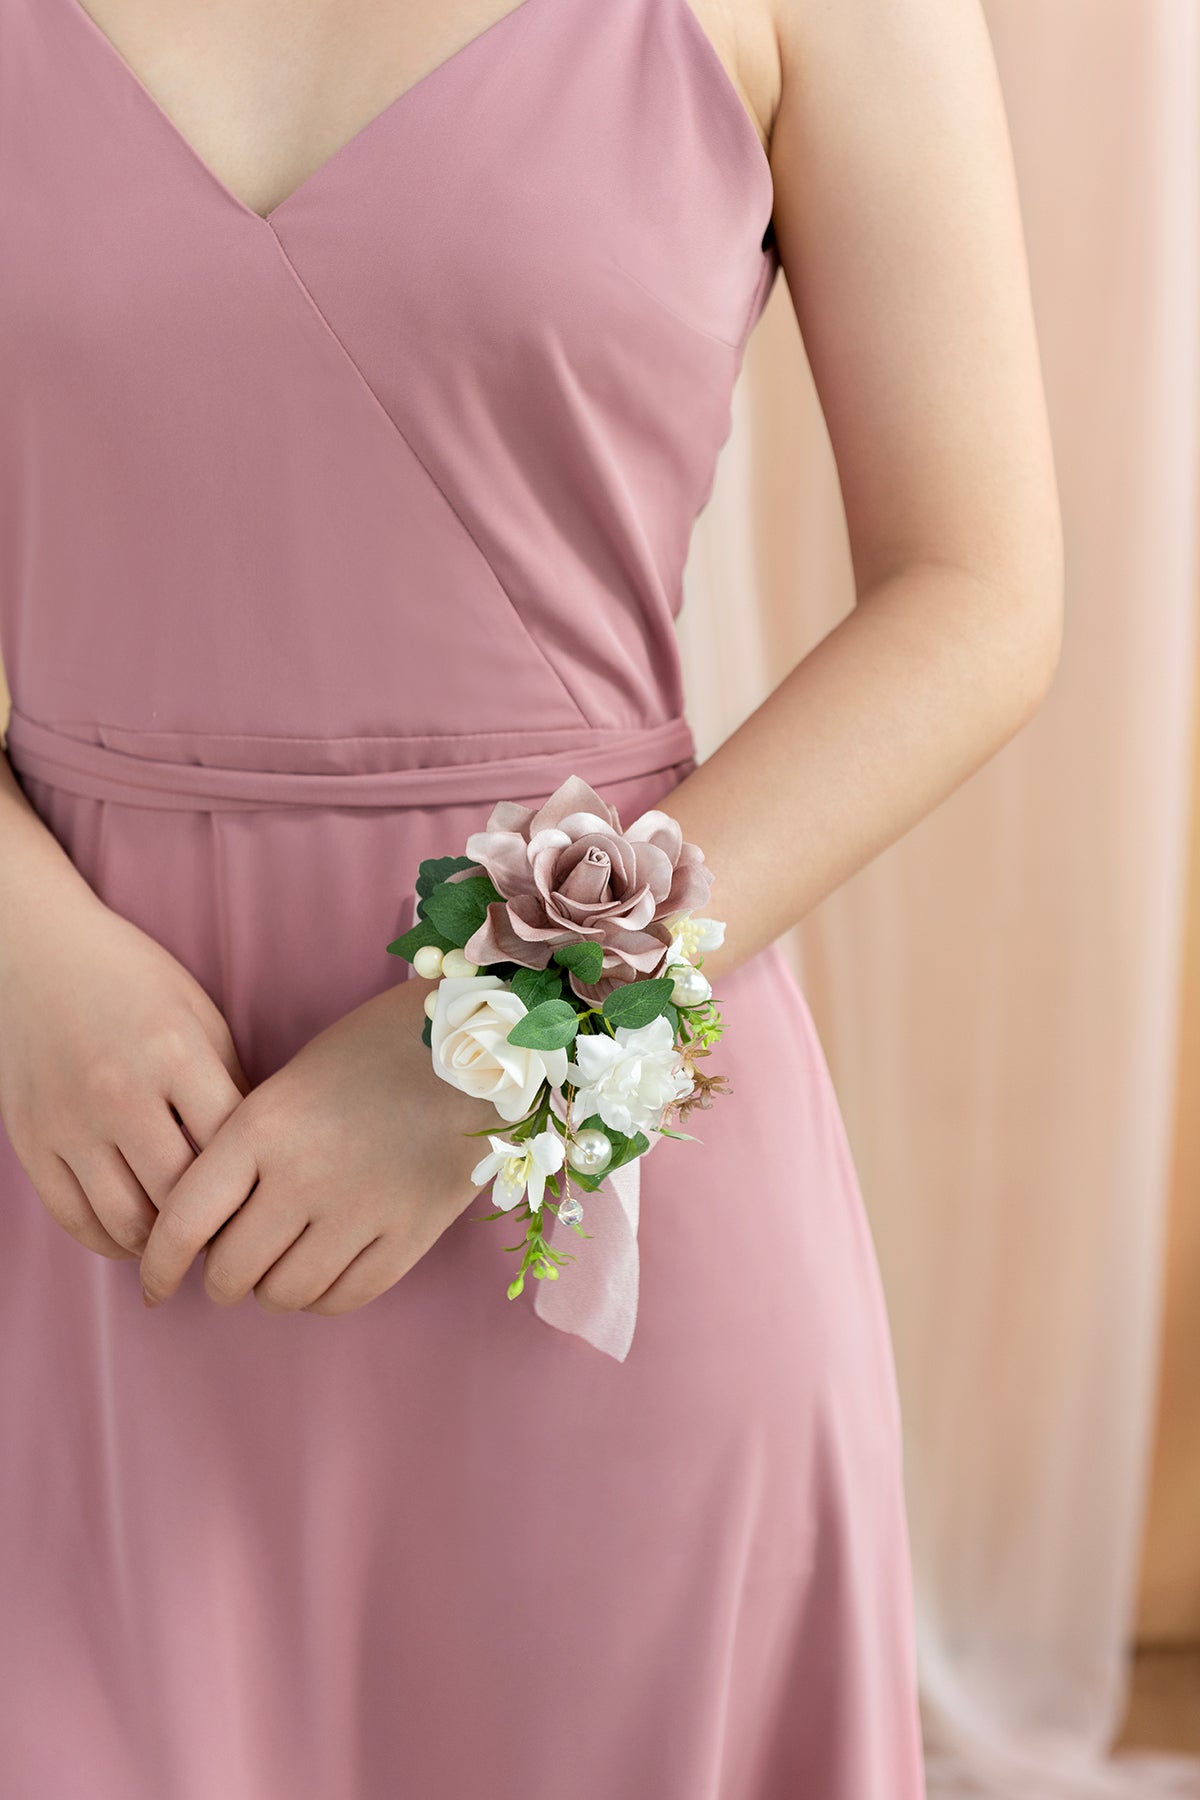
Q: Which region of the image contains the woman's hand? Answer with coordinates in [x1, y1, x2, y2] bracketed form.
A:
[0, 882, 251, 1260]
[137, 977, 502, 1316]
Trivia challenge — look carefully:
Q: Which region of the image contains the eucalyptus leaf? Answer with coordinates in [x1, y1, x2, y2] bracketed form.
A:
[416, 854, 479, 900]
[505, 999, 580, 1051]
[422, 875, 502, 945]
[566, 1114, 649, 1185]
[511, 966, 565, 1011]
[552, 940, 605, 983]
[601, 976, 676, 1029]
[608, 1130, 650, 1171]
[567, 1169, 605, 1193]
[386, 915, 456, 960]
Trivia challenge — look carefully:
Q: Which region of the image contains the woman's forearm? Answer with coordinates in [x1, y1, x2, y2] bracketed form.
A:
[0, 555, 1063, 995]
[660, 558, 1064, 985]
[0, 736, 100, 967]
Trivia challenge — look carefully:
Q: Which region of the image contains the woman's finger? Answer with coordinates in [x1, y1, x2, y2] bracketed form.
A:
[139, 1113, 259, 1305]
[254, 1220, 380, 1315]
[36, 1150, 137, 1260]
[62, 1141, 158, 1255]
[302, 1235, 400, 1318]
[118, 1100, 201, 1210]
[169, 1052, 250, 1156]
[184, 996, 253, 1100]
[200, 1193, 310, 1308]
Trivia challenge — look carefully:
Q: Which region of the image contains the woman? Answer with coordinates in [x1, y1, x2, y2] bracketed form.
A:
[0, 0, 1061, 1793]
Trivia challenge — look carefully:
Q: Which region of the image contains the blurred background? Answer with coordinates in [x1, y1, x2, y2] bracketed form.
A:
[675, 1, 1200, 1793]
[2, 1, 1197, 1794]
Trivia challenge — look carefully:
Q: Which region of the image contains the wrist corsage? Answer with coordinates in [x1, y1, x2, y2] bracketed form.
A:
[386, 774, 730, 1326]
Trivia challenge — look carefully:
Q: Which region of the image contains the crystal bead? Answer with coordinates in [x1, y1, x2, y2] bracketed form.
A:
[557, 1194, 584, 1227]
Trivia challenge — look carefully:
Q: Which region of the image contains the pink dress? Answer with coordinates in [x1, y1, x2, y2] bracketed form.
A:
[0, 0, 927, 1793]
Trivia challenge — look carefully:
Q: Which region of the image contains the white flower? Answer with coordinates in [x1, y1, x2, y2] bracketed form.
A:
[429, 976, 568, 1123]
[565, 1013, 694, 1137]
[663, 910, 726, 967]
[470, 1130, 566, 1212]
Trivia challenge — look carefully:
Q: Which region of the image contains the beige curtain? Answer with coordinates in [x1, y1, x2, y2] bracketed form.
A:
[678, 2, 1200, 1793]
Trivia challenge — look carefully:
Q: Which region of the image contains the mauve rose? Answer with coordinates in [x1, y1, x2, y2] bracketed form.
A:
[457, 774, 714, 1004]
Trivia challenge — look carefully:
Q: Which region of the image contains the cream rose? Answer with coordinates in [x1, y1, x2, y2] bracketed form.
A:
[428, 976, 568, 1123]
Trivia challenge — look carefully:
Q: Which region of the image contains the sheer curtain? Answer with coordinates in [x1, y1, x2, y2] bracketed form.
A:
[677, 3, 1200, 1793]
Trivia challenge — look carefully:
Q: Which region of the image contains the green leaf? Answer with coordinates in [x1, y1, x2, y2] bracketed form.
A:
[416, 854, 479, 900]
[511, 966, 564, 1011]
[420, 1014, 433, 1048]
[600, 1132, 650, 1179]
[386, 915, 456, 960]
[565, 1170, 604, 1193]
[505, 999, 580, 1051]
[552, 940, 605, 983]
[562, 1113, 649, 1187]
[422, 876, 502, 946]
[601, 976, 676, 1029]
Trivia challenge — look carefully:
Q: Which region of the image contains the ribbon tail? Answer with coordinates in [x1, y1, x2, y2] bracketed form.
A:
[533, 1156, 642, 1361]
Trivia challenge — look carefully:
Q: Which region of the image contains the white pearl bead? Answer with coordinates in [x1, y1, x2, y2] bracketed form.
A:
[670, 964, 712, 1007]
[413, 945, 445, 979]
[423, 989, 438, 1020]
[441, 949, 480, 979]
[565, 1127, 612, 1173]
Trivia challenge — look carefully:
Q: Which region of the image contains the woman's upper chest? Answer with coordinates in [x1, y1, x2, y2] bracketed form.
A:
[65, 0, 779, 222]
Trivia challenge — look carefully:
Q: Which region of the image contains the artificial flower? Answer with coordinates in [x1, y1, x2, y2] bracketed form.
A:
[470, 1130, 566, 1212]
[456, 774, 714, 1004]
[430, 976, 567, 1123]
[564, 1013, 695, 1137]
[663, 909, 726, 967]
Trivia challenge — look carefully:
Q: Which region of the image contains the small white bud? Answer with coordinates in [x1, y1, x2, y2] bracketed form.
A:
[442, 948, 480, 978]
[423, 989, 439, 1021]
[413, 945, 445, 979]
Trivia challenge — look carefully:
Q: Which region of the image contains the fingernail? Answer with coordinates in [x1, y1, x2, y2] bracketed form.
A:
[142, 1288, 159, 1310]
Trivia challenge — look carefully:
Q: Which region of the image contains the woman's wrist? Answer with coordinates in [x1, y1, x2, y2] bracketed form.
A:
[0, 847, 107, 997]
[386, 972, 503, 1137]
[0, 751, 103, 971]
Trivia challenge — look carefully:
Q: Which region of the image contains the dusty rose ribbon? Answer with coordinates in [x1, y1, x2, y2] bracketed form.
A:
[532, 1149, 649, 1362]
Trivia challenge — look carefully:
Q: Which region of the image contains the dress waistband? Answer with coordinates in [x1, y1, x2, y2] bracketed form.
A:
[2, 705, 698, 813]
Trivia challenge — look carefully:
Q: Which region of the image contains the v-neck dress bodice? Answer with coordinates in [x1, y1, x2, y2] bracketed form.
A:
[0, 0, 927, 1795]
[2, 0, 777, 762]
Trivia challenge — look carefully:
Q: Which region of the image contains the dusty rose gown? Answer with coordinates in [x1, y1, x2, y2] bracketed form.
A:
[0, 0, 927, 1793]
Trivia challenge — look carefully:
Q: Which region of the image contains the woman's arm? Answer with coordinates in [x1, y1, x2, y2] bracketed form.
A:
[137, 0, 1063, 1314]
[0, 707, 250, 1261]
[668, 0, 1064, 986]
[0, 720, 101, 953]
